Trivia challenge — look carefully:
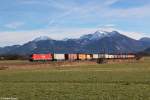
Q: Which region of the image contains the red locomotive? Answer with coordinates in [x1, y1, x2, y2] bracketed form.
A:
[30, 54, 53, 61]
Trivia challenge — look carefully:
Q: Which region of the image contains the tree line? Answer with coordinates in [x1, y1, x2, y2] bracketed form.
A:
[0, 55, 30, 60]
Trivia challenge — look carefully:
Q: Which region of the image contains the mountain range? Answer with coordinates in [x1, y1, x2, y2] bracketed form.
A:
[144, 47, 150, 54]
[0, 30, 150, 55]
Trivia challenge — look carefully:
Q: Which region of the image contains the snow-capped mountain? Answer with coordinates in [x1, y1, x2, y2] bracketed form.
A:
[33, 36, 52, 42]
[0, 30, 150, 55]
[80, 30, 119, 40]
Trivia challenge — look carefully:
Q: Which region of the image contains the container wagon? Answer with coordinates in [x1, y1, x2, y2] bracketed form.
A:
[128, 54, 135, 59]
[93, 54, 99, 59]
[53, 54, 65, 61]
[77, 54, 87, 60]
[86, 54, 93, 60]
[65, 54, 77, 61]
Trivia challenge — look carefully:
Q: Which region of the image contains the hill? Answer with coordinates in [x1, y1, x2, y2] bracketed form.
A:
[0, 30, 150, 55]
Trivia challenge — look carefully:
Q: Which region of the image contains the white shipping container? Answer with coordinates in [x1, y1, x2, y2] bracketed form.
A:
[93, 54, 99, 59]
[109, 55, 115, 59]
[104, 54, 109, 59]
[53, 54, 65, 60]
[128, 55, 135, 58]
[117, 55, 122, 58]
[122, 55, 126, 59]
[107, 55, 111, 58]
[114, 55, 118, 59]
[87, 54, 92, 60]
[98, 54, 106, 58]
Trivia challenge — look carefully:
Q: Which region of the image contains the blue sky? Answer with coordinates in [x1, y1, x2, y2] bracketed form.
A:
[0, 0, 150, 46]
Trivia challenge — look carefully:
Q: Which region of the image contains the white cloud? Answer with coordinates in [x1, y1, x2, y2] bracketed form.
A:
[98, 24, 116, 28]
[0, 27, 97, 47]
[104, 0, 120, 6]
[44, 0, 150, 29]
[102, 4, 150, 18]
[4, 22, 25, 29]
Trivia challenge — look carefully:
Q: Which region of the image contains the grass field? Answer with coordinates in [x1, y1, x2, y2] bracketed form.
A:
[0, 58, 150, 100]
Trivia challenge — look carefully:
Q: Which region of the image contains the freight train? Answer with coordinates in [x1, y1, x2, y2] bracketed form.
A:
[30, 53, 136, 61]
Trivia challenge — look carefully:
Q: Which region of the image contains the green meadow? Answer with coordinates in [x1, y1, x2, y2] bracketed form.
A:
[0, 57, 150, 100]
